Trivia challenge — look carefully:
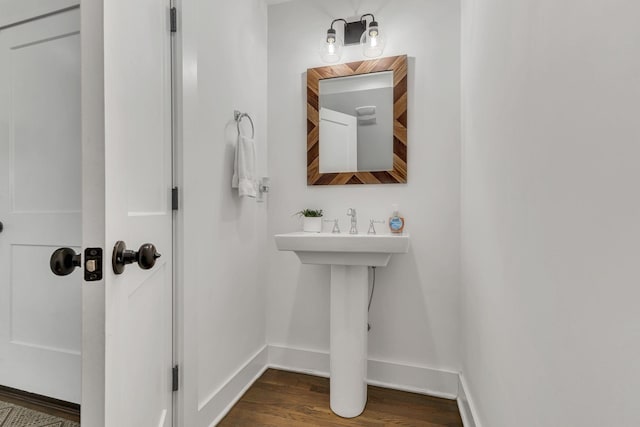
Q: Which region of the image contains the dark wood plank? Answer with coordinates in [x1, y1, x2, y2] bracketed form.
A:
[219, 369, 462, 427]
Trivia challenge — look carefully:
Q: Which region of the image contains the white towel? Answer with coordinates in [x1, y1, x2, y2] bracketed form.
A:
[232, 135, 257, 198]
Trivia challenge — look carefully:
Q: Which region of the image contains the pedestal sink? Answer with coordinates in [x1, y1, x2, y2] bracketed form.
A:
[274, 232, 410, 418]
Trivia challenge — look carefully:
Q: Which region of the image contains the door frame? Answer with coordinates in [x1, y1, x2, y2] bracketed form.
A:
[80, 0, 106, 423]
[81, 0, 178, 424]
[170, 0, 188, 424]
[169, 0, 185, 426]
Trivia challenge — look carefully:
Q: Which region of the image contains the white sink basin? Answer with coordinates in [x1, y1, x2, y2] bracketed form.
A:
[274, 232, 410, 267]
[274, 231, 410, 418]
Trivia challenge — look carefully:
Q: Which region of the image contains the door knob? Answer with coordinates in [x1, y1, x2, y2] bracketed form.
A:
[50, 248, 81, 276]
[112, 241, 161, 274]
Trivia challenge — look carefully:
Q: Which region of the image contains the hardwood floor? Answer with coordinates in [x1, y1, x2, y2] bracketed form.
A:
[219, 369, 463, 426]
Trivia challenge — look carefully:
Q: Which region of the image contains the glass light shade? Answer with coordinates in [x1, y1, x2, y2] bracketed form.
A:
[360, 25, 386, 58]
[319, 35, 343, 63]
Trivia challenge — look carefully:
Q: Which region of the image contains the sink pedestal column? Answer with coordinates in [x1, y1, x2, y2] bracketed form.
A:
[274, 232, 410, 417]
[330, 265, 368, 418]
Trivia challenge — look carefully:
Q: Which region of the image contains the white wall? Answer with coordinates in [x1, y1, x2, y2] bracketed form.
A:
[179, 0, 268, 425]
[267, 0, 461, 383]
[461, 0, 640, 426]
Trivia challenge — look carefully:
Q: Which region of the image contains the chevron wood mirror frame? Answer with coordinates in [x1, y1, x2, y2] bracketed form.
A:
[307, 55, 408, 185]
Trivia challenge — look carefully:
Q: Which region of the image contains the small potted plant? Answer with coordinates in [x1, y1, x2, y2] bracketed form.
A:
[295, 209, 324, 233]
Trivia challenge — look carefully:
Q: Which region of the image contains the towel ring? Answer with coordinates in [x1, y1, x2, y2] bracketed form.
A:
[234, 110, 255, 138]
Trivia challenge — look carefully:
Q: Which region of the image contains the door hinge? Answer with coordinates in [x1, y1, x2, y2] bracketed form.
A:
[172, 187, 179, 210]
[170, 7, 177, 33]
[172, 365, 179, 391]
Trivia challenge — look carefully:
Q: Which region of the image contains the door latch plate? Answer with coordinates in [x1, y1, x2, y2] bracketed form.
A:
[84, 247, 103, 282]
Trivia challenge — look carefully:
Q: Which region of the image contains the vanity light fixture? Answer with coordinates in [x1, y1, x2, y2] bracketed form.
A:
[319, 14, 386, 63]
[320, 18, 346, 63]
[359, 14, 386, 58]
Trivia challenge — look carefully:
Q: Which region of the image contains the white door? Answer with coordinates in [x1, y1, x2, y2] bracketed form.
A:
[0, 8, 81, 404]
[81, 0, 174, 425]
[319, 107, 358, 173]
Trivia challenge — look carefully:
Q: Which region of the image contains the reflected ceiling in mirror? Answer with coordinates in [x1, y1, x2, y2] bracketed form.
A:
[307, 55, 407, 185]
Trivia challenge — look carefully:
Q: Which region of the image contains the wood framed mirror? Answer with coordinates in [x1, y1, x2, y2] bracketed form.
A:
[307, 55, 407, 185]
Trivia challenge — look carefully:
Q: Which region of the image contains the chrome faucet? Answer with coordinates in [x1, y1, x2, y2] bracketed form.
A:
[347, 208, 358, 234]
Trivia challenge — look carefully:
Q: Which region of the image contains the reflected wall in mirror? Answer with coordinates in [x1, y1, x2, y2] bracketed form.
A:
[307, 55, 407, 185]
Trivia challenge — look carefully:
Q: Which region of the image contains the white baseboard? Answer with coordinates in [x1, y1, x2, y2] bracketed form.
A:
[457, 373, 481, 427]
[268, 344, 330, 378]
[199, 345, 268, 427]
[203, 344, 470, 426]
[268, 344, 459, 399]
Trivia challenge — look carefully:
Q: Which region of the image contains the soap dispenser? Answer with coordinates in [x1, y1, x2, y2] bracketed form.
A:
[388, 204, 405, 234]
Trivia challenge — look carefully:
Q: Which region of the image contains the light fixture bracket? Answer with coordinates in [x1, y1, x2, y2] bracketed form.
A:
[343, 20, 366, 45]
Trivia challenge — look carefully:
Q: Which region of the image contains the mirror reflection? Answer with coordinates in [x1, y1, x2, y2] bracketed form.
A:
[319, 71, 393, 173]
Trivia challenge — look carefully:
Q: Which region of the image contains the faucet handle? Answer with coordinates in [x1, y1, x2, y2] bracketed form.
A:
[367, 219, 386, 235]
[347, 208, 356, 217]
[324, 218, 340, 233]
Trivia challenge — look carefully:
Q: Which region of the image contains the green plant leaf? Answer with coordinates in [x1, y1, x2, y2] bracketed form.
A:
[294, 209, 323, 218]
